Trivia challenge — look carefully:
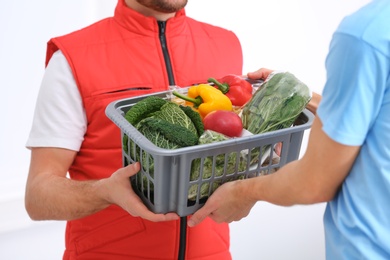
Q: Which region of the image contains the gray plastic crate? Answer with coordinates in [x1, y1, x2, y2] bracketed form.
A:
[106, 89, 314, 216]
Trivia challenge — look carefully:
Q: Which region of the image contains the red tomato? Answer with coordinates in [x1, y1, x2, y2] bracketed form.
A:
[203, 110, 243, 137]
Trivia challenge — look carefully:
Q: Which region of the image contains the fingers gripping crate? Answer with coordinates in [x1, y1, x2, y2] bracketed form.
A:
[106, 90, 314, 217]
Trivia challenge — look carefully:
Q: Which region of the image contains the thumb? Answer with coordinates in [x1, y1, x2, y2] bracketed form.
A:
[124, 162, 141, 177]
[187, 205, 213, 227]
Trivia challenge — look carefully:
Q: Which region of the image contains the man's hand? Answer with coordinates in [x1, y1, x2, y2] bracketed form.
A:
[187, 180, 256, 227]
[247, 68, 274, 80]
[99, 162, 179, 222]
[25, 147, 179, 222]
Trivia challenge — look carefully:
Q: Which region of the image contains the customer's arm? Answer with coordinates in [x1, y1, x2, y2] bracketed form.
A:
[188, 116, 360, 226]
[306, 92, 321, 115]
[25, 147, 179, 222]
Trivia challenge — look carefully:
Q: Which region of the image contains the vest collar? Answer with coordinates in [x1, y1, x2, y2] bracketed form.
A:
[114, 0, 187, 35]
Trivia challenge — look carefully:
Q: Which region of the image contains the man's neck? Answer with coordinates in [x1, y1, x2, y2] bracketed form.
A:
[124, 0, 176, 21]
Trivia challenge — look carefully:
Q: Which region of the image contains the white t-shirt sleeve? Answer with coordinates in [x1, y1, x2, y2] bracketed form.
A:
[26, 50, 87, 151]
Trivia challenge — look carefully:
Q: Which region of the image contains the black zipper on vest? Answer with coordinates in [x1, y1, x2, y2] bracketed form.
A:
[158, 21, 175, 86]
[158, 20, 187, 260]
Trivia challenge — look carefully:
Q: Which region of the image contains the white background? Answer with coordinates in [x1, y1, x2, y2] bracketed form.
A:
[0, 0, 370, 259]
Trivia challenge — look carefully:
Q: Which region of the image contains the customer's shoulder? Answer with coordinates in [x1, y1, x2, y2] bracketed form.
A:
[337, 1, 390, 36]
[335, 1, 390, 55]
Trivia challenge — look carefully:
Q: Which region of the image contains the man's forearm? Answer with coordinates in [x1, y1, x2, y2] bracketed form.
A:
[25, 174, 110, 221]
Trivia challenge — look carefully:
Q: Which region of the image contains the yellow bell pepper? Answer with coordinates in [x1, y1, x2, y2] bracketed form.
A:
[173, 84, 232, 118]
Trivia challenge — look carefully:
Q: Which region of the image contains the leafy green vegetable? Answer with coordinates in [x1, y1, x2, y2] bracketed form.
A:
[242, 71, 311, 134]
[188, 130, 246, 201]
[123, 96, 168, 155]
[179, 105, 205, 137]
[125, 96, 168, 125]
[241, 72, 311, 165]
[152, 102, 198, 137]
[137, 117, 198, 148]
[123, 97, 203, 176]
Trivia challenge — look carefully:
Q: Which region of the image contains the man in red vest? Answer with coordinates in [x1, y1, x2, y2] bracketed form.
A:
[25, 0, 243, 259]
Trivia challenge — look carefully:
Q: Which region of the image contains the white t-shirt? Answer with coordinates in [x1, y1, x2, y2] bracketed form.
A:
[26, 50, 87, 151]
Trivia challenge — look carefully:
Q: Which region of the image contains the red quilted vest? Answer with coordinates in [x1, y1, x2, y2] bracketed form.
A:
[46, 0, 242, 259]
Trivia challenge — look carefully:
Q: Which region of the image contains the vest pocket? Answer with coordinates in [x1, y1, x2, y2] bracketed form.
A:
[74, 215, 145, 255]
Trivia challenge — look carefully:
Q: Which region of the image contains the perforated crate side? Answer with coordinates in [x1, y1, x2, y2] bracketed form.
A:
[106, 91, 315, 216]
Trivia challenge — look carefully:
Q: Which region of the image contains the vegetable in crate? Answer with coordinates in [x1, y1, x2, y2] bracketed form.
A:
[123, 97, 203, 173]
[242, 71, 311, 134]
[208, 75, 253, 106]
[172, 84, 232, 118]
[125, 96, 168, 125]
[123, 96, 168, 154]
[135, 101, 201, 149]
[241, 71, 311, 165]
[152, 102, 198, 138]
[137, 117, 198, 148]
[188, 130, 246, 201]
[179, 104, 204, 137]
[203, 110, 243, 137]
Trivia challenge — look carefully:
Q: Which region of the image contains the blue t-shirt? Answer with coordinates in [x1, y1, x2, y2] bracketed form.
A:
[317, 0, 390, 259]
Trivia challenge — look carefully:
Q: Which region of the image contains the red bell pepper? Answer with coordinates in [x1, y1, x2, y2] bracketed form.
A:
[207, 75, 253, 106]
